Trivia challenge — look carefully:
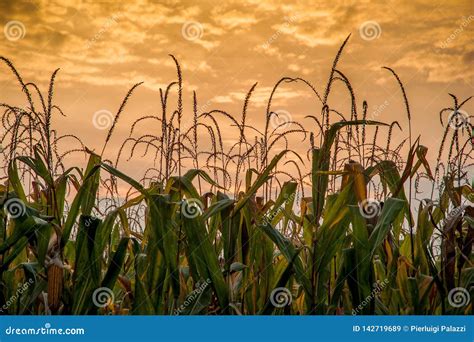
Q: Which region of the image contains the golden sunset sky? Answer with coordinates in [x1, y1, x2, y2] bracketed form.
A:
[0, 0, 472, 184]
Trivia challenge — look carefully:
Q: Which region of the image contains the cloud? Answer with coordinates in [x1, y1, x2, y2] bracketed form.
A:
[0, 0, 472, 174]
[212, 9, 258, 30]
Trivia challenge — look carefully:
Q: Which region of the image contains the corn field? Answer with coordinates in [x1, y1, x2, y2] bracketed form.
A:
[0, 37, 473, 315]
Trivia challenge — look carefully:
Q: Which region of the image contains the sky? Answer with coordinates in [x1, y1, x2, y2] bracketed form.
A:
[0, 0, 472, 192]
